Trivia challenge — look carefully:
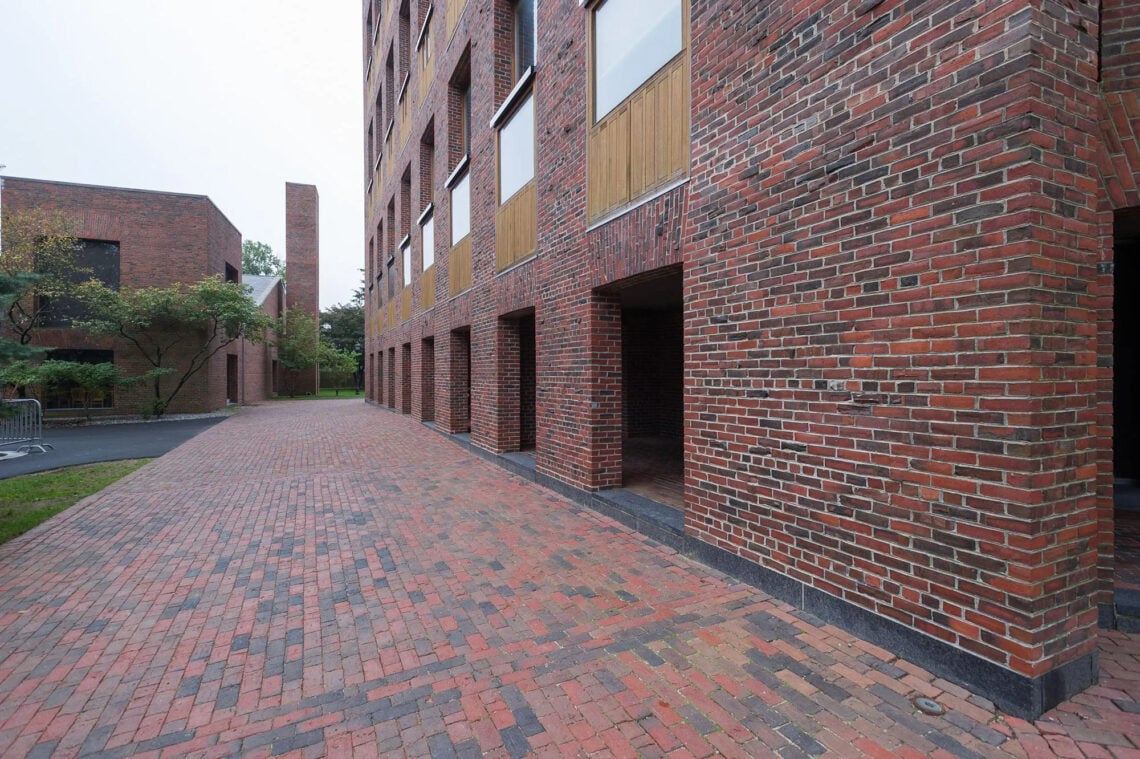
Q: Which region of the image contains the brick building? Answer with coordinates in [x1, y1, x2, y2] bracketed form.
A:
[361, 0, 1140, 717]
[0, 177, 310, 414]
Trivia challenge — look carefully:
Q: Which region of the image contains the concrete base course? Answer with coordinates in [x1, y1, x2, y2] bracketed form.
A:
[0, 399, 1137, 758]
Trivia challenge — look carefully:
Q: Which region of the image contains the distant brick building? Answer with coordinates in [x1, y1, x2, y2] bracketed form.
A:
[362, 0, 1140, 717]
[0, 177, 308, 414]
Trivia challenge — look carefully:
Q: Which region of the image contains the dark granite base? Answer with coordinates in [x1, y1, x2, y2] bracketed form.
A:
[1116, 588, 1140, 633]
[416, 417, 1098, 720]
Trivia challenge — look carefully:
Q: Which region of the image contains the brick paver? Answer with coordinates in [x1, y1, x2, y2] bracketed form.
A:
[0, 400, 1137, 758]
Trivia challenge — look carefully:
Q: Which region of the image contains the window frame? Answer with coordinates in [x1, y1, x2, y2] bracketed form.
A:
[492, 80, 535, 205]
[419, 204, 435, 270]
[400, 235, 412, 288]
[447, 162, 471, 247]
[588, 0, 686, 125]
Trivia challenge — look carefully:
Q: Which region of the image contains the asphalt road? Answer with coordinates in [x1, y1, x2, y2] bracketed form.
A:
[0, 416, 226, 479]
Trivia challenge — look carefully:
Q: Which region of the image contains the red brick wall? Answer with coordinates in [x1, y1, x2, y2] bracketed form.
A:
[363, 0, 1135, 714]
[285, 182, 320, 395]
[1, 177, 241, 414]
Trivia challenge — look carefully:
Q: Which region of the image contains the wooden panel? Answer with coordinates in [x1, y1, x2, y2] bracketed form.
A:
[587, 54, 689, 224]
[448, 236, 472, 297]
[495, 181, 536, 272]
[586, 102, 631, 221]
[421, 266, 435, 310]
[446, 0, 467, 42]
[386, 299, 396, 329]
[398, 91, 411, 151]
[400, 287, 411, 322]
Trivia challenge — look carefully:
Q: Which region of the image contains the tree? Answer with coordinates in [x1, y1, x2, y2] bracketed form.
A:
[242, 240, 285, 279]
[0, 209, 81, 346]
[276, 306, 319, 397]
[0, 271, 43, 369]
[318, 341, 358, 395]
[320, 277, 365, 389]
[75, 276, 272, 417]
[319, 299, 363, 354]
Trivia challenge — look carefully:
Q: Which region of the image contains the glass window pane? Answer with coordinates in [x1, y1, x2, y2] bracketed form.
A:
[402, 241, 411, 287]
[499, 95, 534, 203]
[451, 173, 470, 245]
[422, 215, 434, 269]
[514, 0, 535, 77]
[594, 0, 681, 120]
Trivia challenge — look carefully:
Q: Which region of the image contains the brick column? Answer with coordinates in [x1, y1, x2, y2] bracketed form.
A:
[285, 182, 320, 395]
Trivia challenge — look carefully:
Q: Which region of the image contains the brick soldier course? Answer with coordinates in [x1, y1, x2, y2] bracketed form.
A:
[0, 400, 1138, 757]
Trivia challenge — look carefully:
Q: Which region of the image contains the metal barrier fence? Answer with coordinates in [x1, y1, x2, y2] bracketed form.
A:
[0, 399, 53, 453]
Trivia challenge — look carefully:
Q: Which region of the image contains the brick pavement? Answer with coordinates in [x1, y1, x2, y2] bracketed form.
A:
[0, 399, 1137, 758]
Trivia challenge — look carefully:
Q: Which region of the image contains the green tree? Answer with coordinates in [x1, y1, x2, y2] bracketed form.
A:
[318, 341, 358, 396]
[276, 306, 319, 397]
[0, 209, 82, 346]
[0, 271, 43, 368]
[242, 240, 285, 279]
[75, 276, 272, 417]
[320, 277, 365, 387]
[319, 300, 363, 353]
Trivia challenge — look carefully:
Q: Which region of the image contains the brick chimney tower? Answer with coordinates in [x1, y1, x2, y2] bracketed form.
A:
[285, 182, 320, 395]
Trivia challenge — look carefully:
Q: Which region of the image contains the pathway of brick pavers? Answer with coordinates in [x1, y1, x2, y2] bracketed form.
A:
[0, 400, 1137, 758]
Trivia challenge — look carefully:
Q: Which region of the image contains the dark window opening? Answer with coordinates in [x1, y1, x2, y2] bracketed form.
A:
[41, 348, 115, 411]
[513, 0, 535, 80]
[40, 239, 120, 327]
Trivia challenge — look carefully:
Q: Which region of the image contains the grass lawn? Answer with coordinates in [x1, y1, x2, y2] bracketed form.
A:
[0, 459, 150, 545]
[271, 388, 363, 400]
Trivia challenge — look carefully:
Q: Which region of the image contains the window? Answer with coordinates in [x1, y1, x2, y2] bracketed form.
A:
[498, 94, 534, 202]
[421, 212, 435, 269]
[401, 239, 411, 287]
[461, 84, 471, 155]
[513, 0, 535, 80]
[593, 0, 682, 120]
[451, 171, 470, 245]
[387, 258, 395, 299]
[367, 121, 375, 172]
[41, 349, 115, 411]
[40, 239, 120, 327]
[418, 15, 432, 71]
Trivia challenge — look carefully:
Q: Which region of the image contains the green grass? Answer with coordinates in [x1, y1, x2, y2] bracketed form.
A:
[0, 459, 150, 545]
[271, 387, 364, 400]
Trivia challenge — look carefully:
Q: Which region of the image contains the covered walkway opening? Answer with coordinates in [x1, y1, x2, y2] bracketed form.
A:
[1115, 207, 1140, 622]
[619, 268, 683, 511]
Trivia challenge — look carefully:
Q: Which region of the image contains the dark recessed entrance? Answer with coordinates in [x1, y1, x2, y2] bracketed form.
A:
[1115, 208, 1140, 614]
[620, 269, 683, 510]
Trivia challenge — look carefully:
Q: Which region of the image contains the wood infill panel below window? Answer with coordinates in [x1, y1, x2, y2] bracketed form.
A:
[629, 60, 688, 200]
[421, 266, 435, 310]
[401, 288, 412, 322]
[449, 237, 472, 297]
[386, 300, 397, 330]
[495, 182, 536, 272]
[587, 104, 631, 222]
[446, 0, 467, 42]
[587, 55, 689, 224]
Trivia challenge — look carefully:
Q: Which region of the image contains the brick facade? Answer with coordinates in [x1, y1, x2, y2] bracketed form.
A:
[0, 177, 243, 414]
[363, 0, 1140, 717]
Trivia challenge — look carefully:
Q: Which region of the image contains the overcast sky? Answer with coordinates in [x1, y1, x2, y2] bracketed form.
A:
[0, 0, 364, 309]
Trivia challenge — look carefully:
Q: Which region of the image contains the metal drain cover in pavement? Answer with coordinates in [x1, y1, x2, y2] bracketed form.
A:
[911, 696, 946, 716]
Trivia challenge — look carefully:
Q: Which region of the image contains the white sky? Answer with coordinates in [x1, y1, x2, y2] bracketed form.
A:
[0, 0, 364, 309]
